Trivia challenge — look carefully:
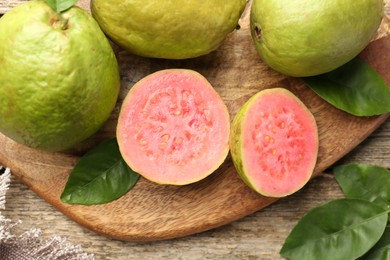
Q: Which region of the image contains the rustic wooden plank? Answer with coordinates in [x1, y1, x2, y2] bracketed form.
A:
[0, 0, 90, 14]
[3, 118, 389, 259]
[0, 0, 25, 14]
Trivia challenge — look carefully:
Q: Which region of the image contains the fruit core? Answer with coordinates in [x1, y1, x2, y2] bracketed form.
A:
[249, 106, 305, 180]
[132, 86, 213, 166]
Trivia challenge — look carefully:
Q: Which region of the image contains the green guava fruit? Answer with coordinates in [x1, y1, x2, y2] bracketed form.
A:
[230, 88, 318, 197]
[117, 69, 230, 185]
[91, 0, 247, 59]
[250, 0, 384, 77]
[0, 0, 120, 151]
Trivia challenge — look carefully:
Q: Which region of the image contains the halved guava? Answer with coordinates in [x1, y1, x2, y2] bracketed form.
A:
[230, 88, 318, 197]
[117, 69, 230, 185]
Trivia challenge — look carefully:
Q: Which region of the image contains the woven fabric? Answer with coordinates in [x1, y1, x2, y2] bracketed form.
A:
[0, 167, 94, 260]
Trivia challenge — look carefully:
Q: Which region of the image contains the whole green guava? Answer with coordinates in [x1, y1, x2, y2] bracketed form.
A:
[91, 0, 247, 59]
[250, 0, 383, 77]
[0, 0, 120, 151]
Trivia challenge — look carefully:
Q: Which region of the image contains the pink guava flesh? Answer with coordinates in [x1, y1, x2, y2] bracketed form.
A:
[231, 88, 318, 197]
[117, 69, 230, 185]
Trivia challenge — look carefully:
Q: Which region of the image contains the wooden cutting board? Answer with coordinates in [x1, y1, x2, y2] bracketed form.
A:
[0, 0, 390, 241]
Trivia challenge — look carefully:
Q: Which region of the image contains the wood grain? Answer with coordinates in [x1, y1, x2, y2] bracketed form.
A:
[0, 0, 21, 14]
[0, 0, 90, 13]
[3, 120, 390, 259]
[0, 0, 390, 242]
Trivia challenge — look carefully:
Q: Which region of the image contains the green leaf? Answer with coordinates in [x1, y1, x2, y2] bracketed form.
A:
[334, 164, 390, 210]
[303, 58, 390, 116]
[280, 199, 388, 260]
[44, 0, 78, 13]
[61, 138, 140, 205]
[360, 226, 390, 260]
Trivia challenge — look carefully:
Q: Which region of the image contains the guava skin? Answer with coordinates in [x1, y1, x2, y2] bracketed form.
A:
[0, 1, 120, 151]
[230, 88, 318, 197]
[250, 0, 384, 77]
[91, 0, 247, 59]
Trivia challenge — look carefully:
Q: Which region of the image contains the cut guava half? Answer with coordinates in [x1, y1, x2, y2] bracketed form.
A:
[117, 69, 230, 185]
[230, 88, 318, 197]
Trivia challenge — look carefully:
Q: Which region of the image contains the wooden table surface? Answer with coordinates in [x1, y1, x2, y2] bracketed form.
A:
[2, 121, 389, 260]
[4, 120, 390, 259]
[1, 1, 390, 259]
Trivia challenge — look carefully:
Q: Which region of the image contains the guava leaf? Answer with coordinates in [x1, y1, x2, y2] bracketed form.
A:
[61, 138, 140, 205]
[359, 226, 390, 260]
[280, 199, 388, 260]
[334, 163, 390, 210]
[44, 0, 78, 13]
[303, 58, 390, 116]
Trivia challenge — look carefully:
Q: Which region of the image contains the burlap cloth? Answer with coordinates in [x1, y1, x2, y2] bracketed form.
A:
[0, 167, 94, 260]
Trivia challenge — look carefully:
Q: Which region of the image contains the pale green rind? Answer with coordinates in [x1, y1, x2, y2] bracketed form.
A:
[229, 91, 264, 193]
[0, 0, 120, 151]
[91, 0, 247, 59]
[250, 0, 384, 77]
